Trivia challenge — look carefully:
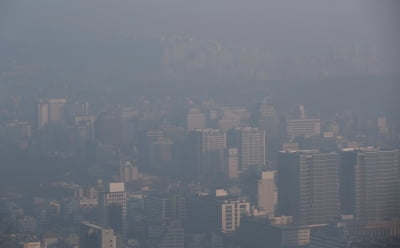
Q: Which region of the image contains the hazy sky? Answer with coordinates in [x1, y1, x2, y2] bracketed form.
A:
[1, 0, 399, 50]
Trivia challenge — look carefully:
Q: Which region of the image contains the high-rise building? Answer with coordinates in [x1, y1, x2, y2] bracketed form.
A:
[277, 150, 340, 225]
[144, 194, 172, 224]
[185, 194, 250, 234]
[226, 148, 239, 179]
[190, 129, 226, 182]
[157, 221, 185, 248]
[235, 218, 311, 248]
[48, 98, 67, 123]
[94, 114, 122, 146]
[258, 102, 281, 166]
[144, 193, 185, 224]
[228, 127, 265, 172]
[119, 161, 139, 182]
[354, 148, 400, 221]
[241, 127, 265, 170]
[339, 149, 357, 215]
[37, 98, 67, 128]
[258, 171, 276, 215]
[149, 137, 174, 170]
[79, 221, 116, 248]
[187, 108, 206, 131]
[221, 199, 251, 233]
[98, 182, 127, 235]
[38, 101, 49, 129]
[286, 119, 320, 138]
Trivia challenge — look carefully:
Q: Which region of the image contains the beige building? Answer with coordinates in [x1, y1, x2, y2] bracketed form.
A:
[258, 171, 276, 215]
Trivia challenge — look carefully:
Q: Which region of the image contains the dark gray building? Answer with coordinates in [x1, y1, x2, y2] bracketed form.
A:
[277, 150, 340, 225]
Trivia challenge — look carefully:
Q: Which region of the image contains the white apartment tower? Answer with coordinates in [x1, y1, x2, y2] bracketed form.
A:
[240, 127, 266, 171]
[220, 200, 250, 233]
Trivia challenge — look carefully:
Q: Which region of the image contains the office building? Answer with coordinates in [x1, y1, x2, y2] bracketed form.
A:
[144, 193, 185, 224]
[94, 114, 122, 146]
[277, 150, 340, 225]
[228, 127, 265, 171]
[149, 137, 174, 170]
[339, 149, 357, 215]
[258, 102, 281, 166]
[354, 148, 400, 221]
[48, 98, 67, 123]
[98, 182, 127, 235]
[187, 108, 206, 131]
[190, 129, 226, 182]
[38, 100, 49, 129]
[226, 148, 239, 179]
[221, 199, 251, 233]
[157, 221, 185, 248]
[234, 218, 311, 248]
[258, 171, 276, 215]
[286, 119, 320, 138]
[185, 194, 250, 234]
[119, 161, 139, 182]
[79, 221, 116, 248]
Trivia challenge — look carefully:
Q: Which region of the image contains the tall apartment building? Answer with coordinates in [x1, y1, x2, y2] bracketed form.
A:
[119, 161, 139, 182]
[258, 171, 276, 215]
[277, 150, 340, 225]
[48, 98, 67, 123]
[187, 108, 206, 131]
[221, 199, 251, 233]
[226, 148, 239, 179]
[79, 221, 116, 248]
[38, 101, 49, 129]
[354, 148, 400, 221]
[37, 98, 67, 128]
[190, 129, 226, 182]
[228, 127, 265, 172]
[98, 182, 127, 235]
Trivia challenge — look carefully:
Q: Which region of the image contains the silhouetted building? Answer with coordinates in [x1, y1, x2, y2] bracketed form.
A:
[190, 129, 226, 183]
[234, 218, 310, 248]
[94, 114, 122, 146]
[339, 149, 357, 215]
[185, 193, 250, 234]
